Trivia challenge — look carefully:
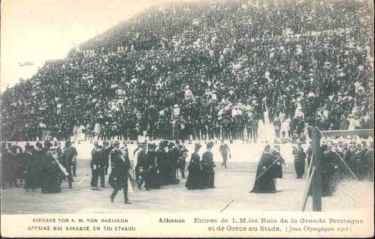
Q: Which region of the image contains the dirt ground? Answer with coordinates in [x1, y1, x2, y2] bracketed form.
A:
[2, 158, 373, 214]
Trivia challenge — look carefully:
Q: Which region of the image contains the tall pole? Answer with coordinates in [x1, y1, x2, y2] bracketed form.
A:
[311, 127, 322, 211]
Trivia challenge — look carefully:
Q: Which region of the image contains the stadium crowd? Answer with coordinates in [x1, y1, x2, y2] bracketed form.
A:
[1, 0, 373, 142]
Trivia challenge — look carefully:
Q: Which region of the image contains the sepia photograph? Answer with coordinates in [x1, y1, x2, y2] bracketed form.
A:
[1, 0, 374, 237]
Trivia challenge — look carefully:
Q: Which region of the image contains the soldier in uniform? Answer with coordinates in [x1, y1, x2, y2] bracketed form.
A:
[201, 142, 215, 189]
[293, 142, 306, 178]
[185, 143, 202, 190]
[62, 140, 77, 189]
[109, 141, 131, 204]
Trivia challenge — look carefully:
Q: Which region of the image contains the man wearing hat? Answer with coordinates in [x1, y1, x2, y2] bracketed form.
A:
[91, 142, 105, 190]
[157, 141, 169, 185]
[41, 141, 64, 193]
[62, 140, 77, 189]
[176, 141, 188, 179]
[102, 141, 113, 176]
[109, 141, 131, 204]
[135, 143, 148, 190]
[146, 143, 160, 189]
[201, 142, 216, 189]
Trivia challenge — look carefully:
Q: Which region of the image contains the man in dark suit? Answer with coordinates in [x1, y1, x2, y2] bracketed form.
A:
[91, 142, 105, 190]
[102, 141, 113, 176]
[41, 141, 64, 193]
[157, 141, 169, 186]
[62, 140, 77, 189]
[109, 141, 131, 204]
[135, 144, 148, 190]
[147, 144, 161, 189]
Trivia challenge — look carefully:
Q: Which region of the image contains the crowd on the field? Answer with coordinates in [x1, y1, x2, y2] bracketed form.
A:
[292, 135, 374, 196]
[2, 134, 373, 197]
[1, 140, 77, 192]
[1, 0, 373, 142]
[1, 139, 219, 195]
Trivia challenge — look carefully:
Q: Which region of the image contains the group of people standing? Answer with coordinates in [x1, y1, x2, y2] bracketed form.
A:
[134, 140, 188, 190]
[318, 139, 374, 197]
[89, 140, 189, 203]
[185, 142, 216, 190]
[90, 140, 131, 203]
[90, 141, 112, 189]
[291, 137, 374, 197]
[2, 137, 373, 205]
[1, 140, 77, 193]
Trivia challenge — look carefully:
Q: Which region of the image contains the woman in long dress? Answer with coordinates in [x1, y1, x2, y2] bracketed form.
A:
[250, 145, 282, 193]
[185, 143, 202, 190]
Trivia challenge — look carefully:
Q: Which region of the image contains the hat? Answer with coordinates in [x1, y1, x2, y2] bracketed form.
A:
[44, 140, 52, 149]
[159, 141, 168, 147]
[36, 142, 43, 149]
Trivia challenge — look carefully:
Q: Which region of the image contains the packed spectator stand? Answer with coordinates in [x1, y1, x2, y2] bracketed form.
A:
[1, 0, 373, 142]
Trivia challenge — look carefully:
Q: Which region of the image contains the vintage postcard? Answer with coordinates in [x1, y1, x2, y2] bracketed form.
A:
[1, 0, 374, 237]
